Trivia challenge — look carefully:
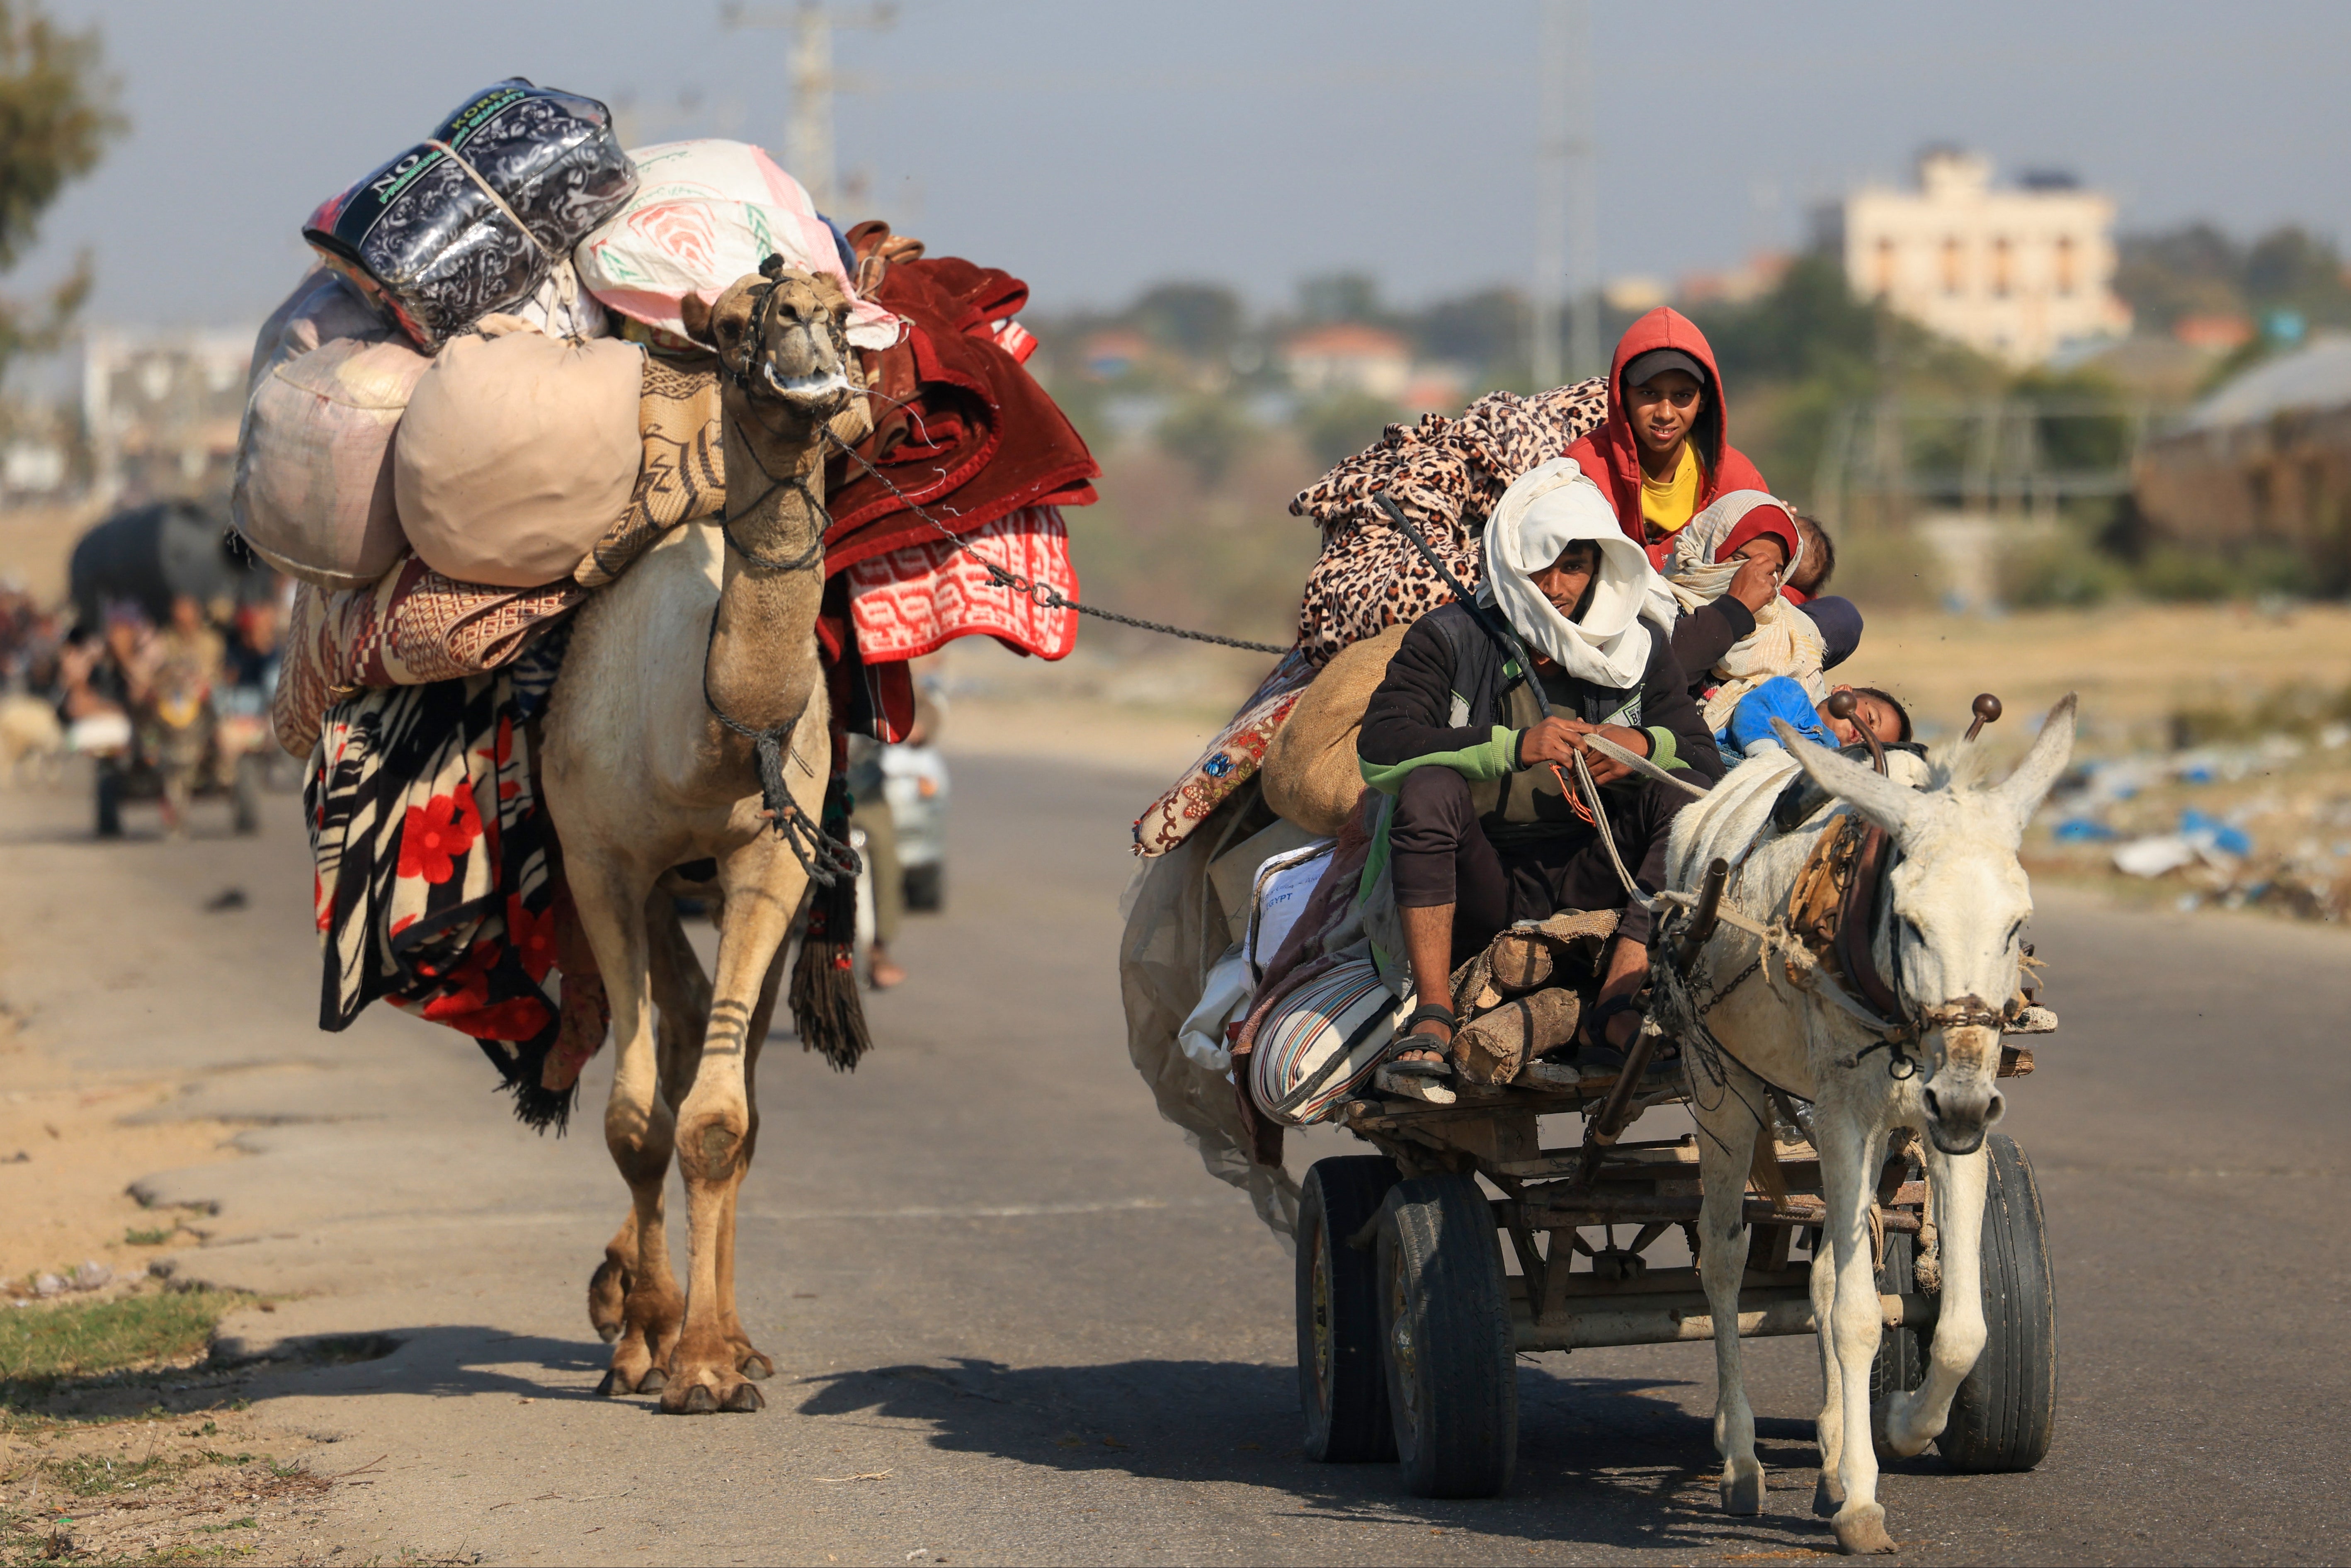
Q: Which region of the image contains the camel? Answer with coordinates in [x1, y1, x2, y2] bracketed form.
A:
[1655, 698, 2074, 1553]
[539, 263, 872, 1415]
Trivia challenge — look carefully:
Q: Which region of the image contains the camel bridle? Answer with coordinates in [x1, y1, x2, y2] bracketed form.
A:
[696, 255, 861, 889]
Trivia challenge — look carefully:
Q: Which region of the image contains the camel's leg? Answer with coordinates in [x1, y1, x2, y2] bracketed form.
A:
[590, 892, 713, 1345]
[570, 860, 685, 1396]
[662, 834, 804, 1415]
[1690, 1083, 1767, 1515]
[1817, 1110, 1899, 1554]
[1882, 1143, 1988, 1456]
[715, 946, 787, 1381]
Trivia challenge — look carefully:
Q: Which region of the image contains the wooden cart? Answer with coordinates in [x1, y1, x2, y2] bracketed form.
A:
[1293, 1042, 2055, 1499]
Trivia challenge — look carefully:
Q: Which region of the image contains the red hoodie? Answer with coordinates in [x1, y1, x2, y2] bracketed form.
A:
[1564, 308, 1788, 571]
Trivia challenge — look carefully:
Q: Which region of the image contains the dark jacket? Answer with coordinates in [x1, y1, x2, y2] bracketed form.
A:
[1358, 602, 1724, 835]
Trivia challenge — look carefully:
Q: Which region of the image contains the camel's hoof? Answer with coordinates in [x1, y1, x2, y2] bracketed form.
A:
[738, 1350, 775, 1381]
[594, 1368, 629, 1397]
[1833, 1503, 1898, 1555]
[587, 1260, 628, 1343]
[663, 1382, 721, 1415]
[722, 1381, 765, 1413]
[1720, 1464, 1764, 1516]
[1812, 1473, 1845, 1519]
[636, 1367, 667, 1394]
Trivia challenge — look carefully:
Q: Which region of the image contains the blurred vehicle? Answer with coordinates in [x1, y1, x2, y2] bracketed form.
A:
[68, 500, 274, 627]
[90, 668, 264, 839]
[880, 741, 950, 910]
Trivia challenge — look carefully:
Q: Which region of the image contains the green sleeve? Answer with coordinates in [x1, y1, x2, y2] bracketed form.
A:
[1645, 726, 1689, 772]
[1360, 725, 1521, 794]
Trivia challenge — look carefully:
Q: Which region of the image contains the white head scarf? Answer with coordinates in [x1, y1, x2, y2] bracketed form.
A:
[1482, 459, 1675, 689]
[1661, 489, 1804, 607]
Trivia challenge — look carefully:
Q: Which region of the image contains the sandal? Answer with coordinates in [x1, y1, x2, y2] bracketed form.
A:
[1383, 1003, 1458, 1080]
[1577, 995, 1645, 1065]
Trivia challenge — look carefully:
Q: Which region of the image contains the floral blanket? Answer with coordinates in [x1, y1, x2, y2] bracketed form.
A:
[308, 630, 606, 1129]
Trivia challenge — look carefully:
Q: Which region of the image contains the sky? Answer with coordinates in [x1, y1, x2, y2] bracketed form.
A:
[15, 0, 2351, 331]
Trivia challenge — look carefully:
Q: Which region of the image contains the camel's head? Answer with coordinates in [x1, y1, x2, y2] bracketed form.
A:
[683, 261, 871, 446]
[1774, 694, 2077, 1155]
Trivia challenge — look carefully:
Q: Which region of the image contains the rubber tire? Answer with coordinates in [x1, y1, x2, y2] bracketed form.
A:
[94, 765, 122, 839]
[230, 755, 262, 836]
[1297, 1155, 1400, 1463]
[1937, 1132, 2057, 1473]
[903, 862, 943, 913]
[1376, 1175, 1517, 1498]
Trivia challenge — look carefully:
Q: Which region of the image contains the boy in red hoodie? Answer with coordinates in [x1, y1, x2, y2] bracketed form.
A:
[1567, 308, 1868, 685]
[1566, 307, 1769, 555]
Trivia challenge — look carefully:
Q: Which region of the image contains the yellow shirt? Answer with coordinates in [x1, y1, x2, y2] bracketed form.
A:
[1640, 444, 1703, 538]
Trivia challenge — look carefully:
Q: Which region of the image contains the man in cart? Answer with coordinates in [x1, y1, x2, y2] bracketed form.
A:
[1357, 460, 1725, 1080]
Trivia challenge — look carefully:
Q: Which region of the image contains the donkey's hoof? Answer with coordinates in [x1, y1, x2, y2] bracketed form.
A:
[1720, 1462, 1764, 1516]
[738, 1350, 775, 1381]
[595, 1323, 622, 1345]
[1812, 1473, 1845, 1518]
[1833, 1503, 1897, 1555]
[594, 1368, 629, 1397]
[722, 1381, 765, 1413]
[636, 1367, 667, 1395]
[664, 1382, 721, 1415]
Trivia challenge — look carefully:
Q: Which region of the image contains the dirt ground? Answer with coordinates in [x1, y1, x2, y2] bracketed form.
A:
[0, 1031, 242, 1293]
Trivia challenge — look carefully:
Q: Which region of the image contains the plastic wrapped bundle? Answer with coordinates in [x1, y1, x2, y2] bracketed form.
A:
[303, 79, 636, 350]
[232, 269, 431, 589]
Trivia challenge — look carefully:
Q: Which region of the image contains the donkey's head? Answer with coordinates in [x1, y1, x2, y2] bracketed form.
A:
[1775, 695, 2077, 1154]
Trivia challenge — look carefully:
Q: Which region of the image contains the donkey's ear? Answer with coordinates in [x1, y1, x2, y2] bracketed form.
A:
[1994, 693, 2078, 833]
[1774, 720, 1919, 837]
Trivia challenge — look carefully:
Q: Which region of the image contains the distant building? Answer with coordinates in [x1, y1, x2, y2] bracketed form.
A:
[81, 328, 254, 508]
[1078, 329, 1151, 382]
[1841, 150, 2131, 365]
[1282, 323, 1412, 400]
[2134, 335, 2351, 585]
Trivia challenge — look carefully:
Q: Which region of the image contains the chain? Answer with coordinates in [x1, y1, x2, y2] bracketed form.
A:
[821, 430, 1292, 656]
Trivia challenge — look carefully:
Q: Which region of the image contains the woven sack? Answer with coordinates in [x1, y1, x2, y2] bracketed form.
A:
[1247, 955, 1405, 1126]
[393, 318, 644, 587]
[232, 270, 430, 590]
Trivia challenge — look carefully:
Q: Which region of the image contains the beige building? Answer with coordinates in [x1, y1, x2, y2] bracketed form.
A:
[1843, 150, 2131, 365]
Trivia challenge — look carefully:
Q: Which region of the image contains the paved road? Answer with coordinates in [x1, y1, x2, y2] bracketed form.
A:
[9, 754, 2348, 1565]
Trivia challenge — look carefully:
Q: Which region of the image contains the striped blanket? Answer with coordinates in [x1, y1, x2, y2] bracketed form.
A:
[307, 630, 606, 1129]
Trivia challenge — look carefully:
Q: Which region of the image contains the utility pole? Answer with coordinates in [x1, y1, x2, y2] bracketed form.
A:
[1531, 1, 1567, 390]
[721, 2, 895, 211]
[1531, 0, 1596, 388]
[1564, 0, 1598, 381]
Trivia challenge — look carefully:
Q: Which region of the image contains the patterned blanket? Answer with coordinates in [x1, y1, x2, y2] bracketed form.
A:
[1288, 379, 1608, 665]
[308, 630, 607, 1129]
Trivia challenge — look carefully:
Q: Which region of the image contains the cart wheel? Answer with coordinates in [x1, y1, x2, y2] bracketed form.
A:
[231, 755, 262, 836]
[1297, 1155, 1399, 1463]
[1937, 1132, 2057, 1473]
[1376, 1175, 1516, 1498]
[94, 765, 122, 839]
[902, 862, 943, 912]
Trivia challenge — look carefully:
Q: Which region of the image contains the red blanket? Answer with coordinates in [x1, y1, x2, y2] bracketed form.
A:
[823, 257, 1099, 573]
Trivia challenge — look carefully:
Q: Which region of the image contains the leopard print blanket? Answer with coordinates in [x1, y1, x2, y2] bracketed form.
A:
[1288, 377, 1609, 665]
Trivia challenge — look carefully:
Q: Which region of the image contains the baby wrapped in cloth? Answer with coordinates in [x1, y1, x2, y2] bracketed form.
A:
[1660, 490, 1827, 731]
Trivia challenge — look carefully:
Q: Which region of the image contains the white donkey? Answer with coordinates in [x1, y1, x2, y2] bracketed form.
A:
[1652, 696, 2075, 1555]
